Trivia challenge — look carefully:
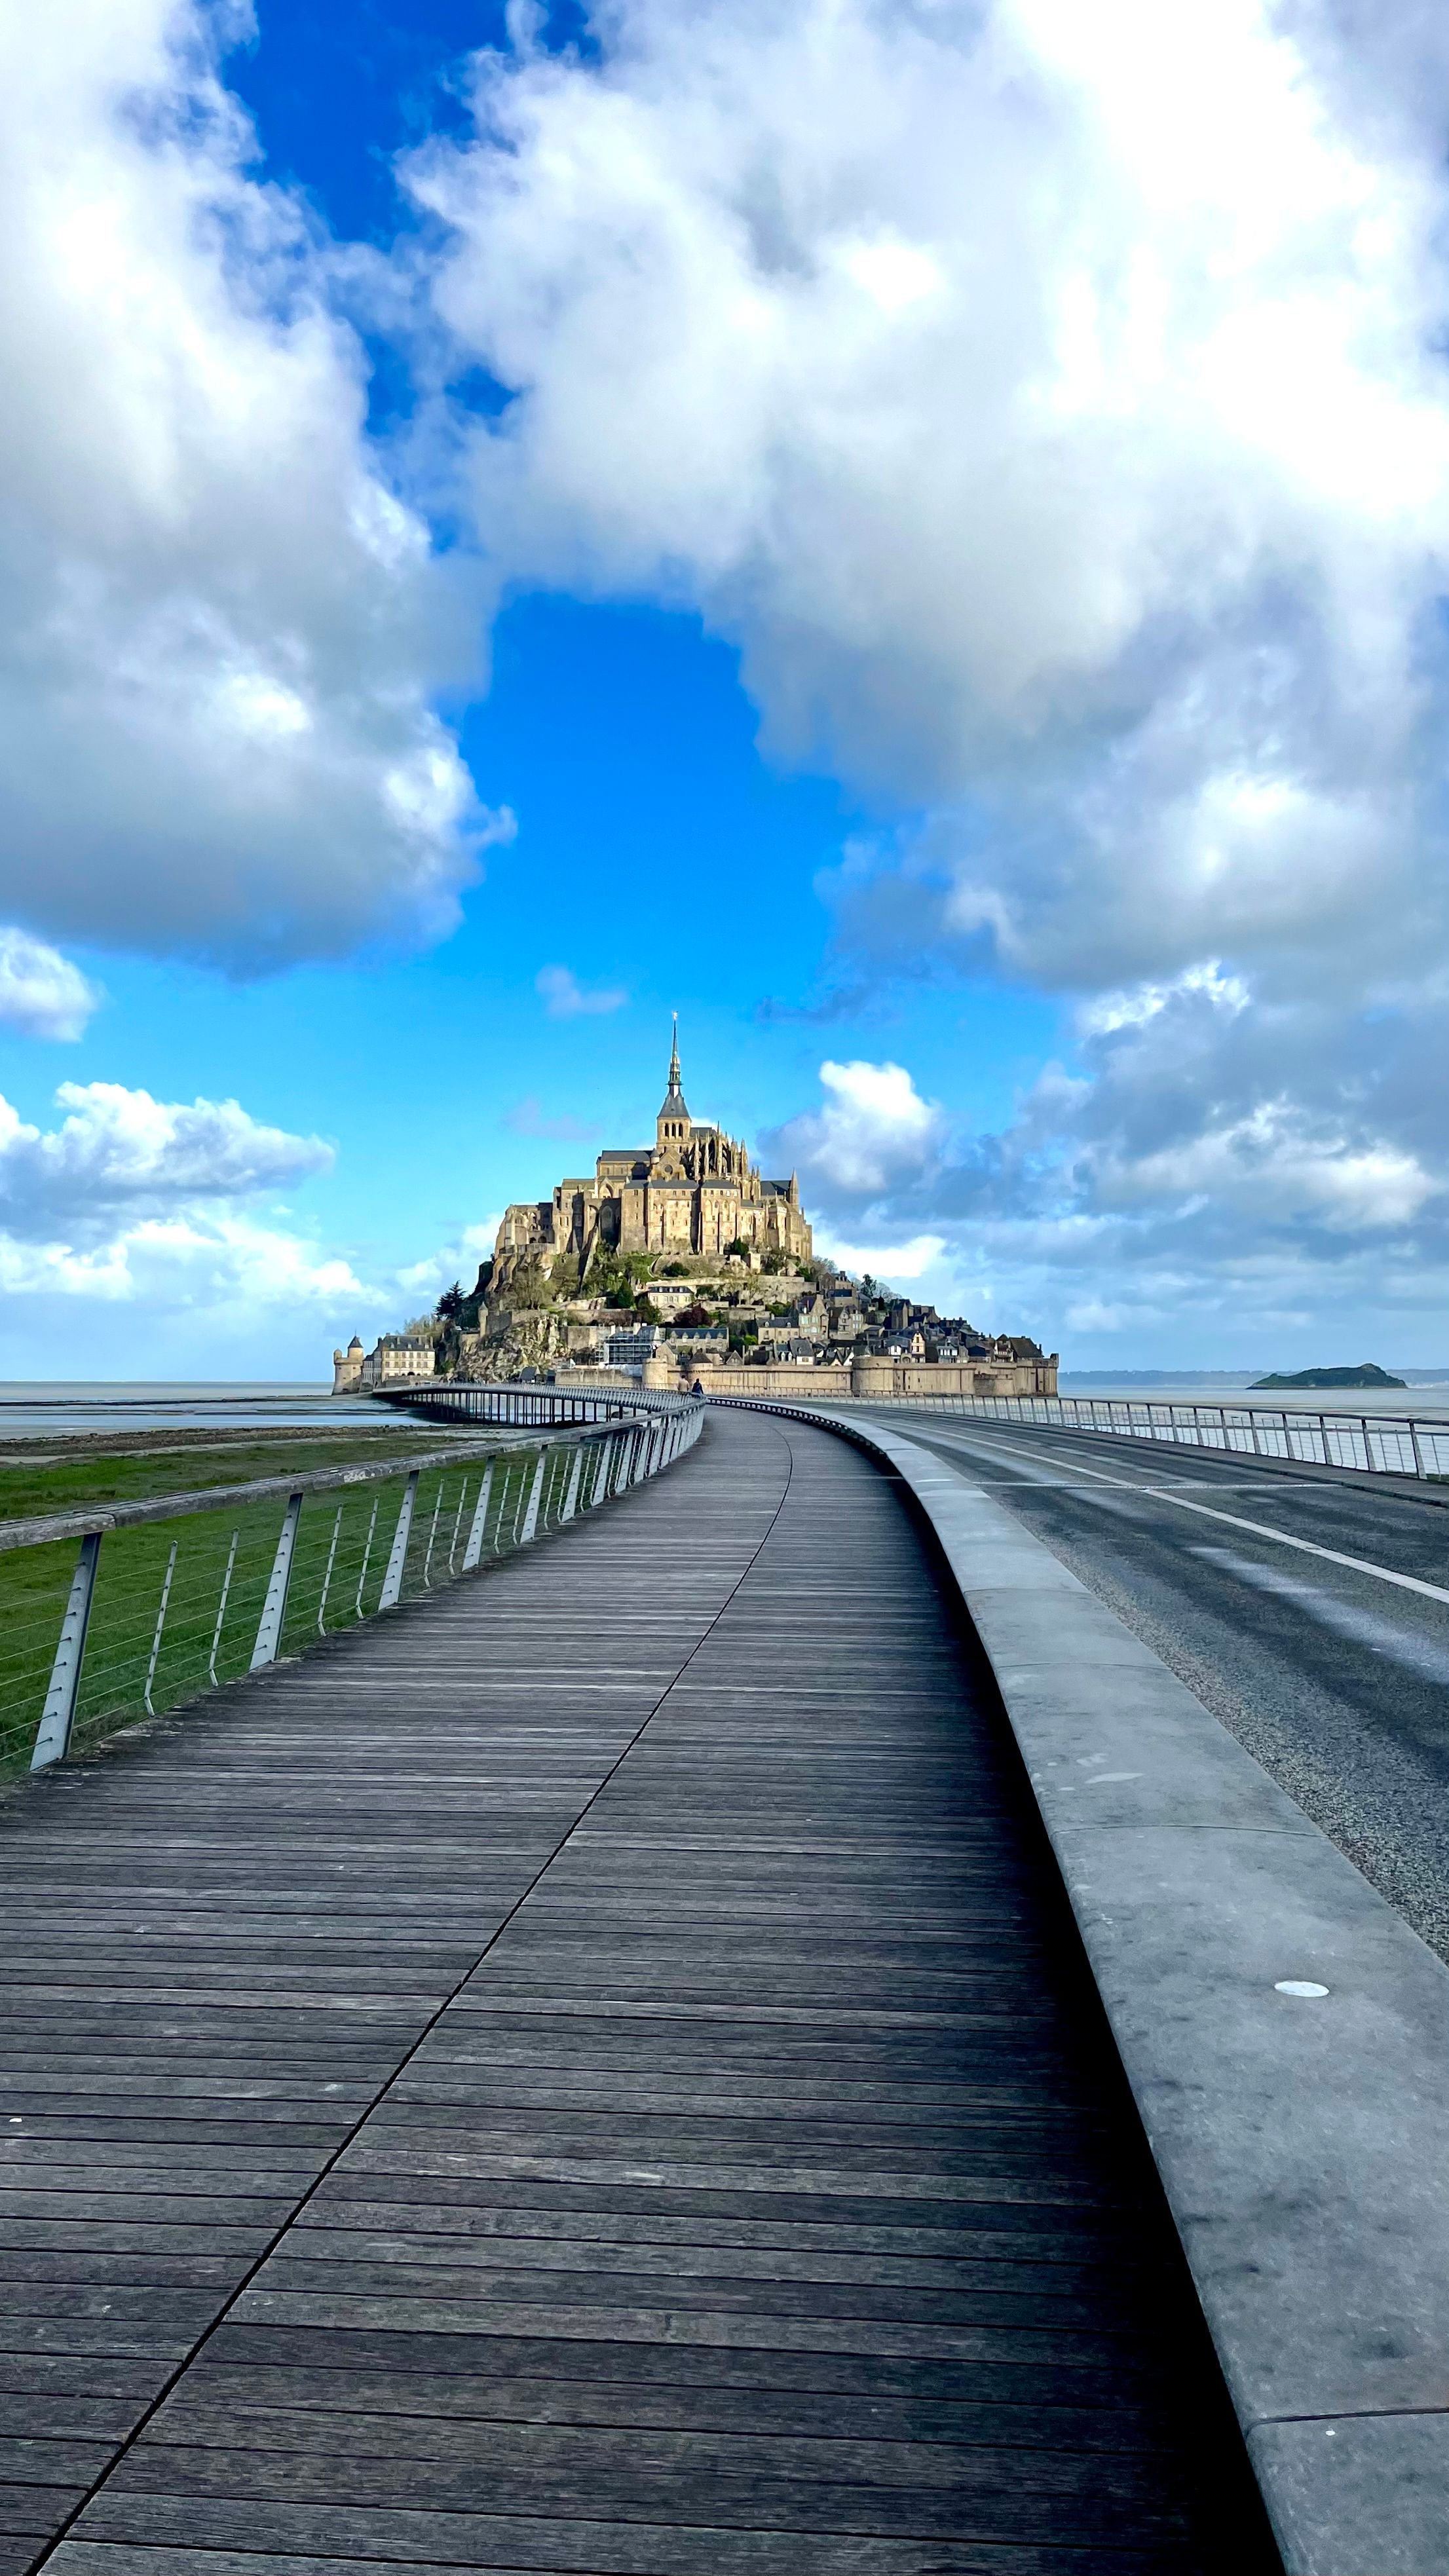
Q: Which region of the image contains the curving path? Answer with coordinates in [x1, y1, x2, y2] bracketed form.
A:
[0, 1408, 1275, 2573]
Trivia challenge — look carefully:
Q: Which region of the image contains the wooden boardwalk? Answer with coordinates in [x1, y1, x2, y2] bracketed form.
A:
[0, 1408, 1277, 2574]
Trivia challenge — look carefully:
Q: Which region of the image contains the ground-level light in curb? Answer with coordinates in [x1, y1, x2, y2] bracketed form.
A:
[1275, 1979, 1330, 1998]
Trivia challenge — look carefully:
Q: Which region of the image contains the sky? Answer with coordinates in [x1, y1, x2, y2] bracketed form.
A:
[4, 0, 1449, 1377]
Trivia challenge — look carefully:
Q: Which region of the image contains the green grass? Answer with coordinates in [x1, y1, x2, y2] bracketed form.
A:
[0, 1427, 464, 1525]
[0, 1436, 609, 1781]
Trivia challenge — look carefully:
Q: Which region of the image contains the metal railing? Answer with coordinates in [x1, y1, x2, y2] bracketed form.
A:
[809, 1389, 1449, 1482]
[377, 1381, 696, 1427]
[6, 1396, 702, 1779]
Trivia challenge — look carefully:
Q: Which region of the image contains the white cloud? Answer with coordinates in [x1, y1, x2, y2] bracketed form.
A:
[1076, 961, 1249, 1038]
[0, 1210, 364, 1311]
[769, 1060, 945, 1203]
[394, 1219, 499, 1301]
[0, 1078, 371, 1375]
[0, 931, 100, 1040]
[535, 964, 629, 1018]
[0, 1082, 331, 1242]
[416, 0, 1449, 901]
[815, 1228, 947, 1284]
[1088, 1103, 1437, 1233]
[409, 0, 1449, 1346]
[0, 0, 502, 967]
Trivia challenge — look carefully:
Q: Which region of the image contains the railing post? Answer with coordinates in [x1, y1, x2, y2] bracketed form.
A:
[561, 1445, 584, 1522]
[422, 1482, 444, 1588]
[1410, 1417, 1427, 1480]
[461, 1464, 494, 1571]
[355, 1496, 379, 1614]
[520, 1451, 548, 1543]
[210, 1529, 239, 1685]
[143, 1540, 178, 1714]
[317, 1507, 343, 1633]
[448, 1478, 470, 1572]
[31, 1532, 102, 1770]
[377, 1472, 419, 1611]
[251, 1491, 304, 1668]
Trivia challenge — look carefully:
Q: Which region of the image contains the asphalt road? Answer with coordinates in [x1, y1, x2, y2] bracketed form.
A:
[861, 1408, 1449, 1963]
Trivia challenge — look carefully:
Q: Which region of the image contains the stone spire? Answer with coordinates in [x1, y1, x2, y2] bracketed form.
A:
[658, 1014, 690, 1121]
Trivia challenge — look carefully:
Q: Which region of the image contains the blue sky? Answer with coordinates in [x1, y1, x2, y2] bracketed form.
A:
[5, 0, 1449, 1376]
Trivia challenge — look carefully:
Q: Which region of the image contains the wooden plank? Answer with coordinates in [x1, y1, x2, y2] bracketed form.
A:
[1, 1413, 1277, 2571]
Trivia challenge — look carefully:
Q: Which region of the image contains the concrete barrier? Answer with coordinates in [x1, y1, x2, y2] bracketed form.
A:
[742, 1398, 1449, 2576]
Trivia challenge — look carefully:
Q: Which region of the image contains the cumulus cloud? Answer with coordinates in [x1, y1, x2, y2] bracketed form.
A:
[0, 1079, 370, 1376]
[0, 0, 512, 967]
[416, 0, 1449, 925]
[535, 965, 629, 1017]
[0, 1083, 332, 1242]
[766, 1060, 945, 1202]
[772, 1005, 1449, 1358]
[814, 1229, 947, 1283]
[393, 1218, 500, 1306]
[405, 0, 1449, 1342]
[0, 1210, 364, 1312]
[0, 932, 100, 1040]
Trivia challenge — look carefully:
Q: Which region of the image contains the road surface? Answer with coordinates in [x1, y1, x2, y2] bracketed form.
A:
[865, 1409, 1449, 1962]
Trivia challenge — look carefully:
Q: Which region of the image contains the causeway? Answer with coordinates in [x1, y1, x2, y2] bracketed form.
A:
[0, 1407, 1277, 2573]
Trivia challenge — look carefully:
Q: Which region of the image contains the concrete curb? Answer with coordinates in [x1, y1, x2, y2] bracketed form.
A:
[736, 1398, 1449, 2576]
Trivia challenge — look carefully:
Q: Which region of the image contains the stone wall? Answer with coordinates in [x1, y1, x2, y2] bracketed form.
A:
[670, 1351, 1059, 1401]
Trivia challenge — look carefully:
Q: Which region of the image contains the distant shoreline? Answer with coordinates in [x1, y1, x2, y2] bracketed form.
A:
[1061, 1368, 1449, 1389]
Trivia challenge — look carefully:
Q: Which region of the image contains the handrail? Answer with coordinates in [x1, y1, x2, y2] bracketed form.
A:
[14, 1396, 704, 1776]
[0, 1432, 509, 1554]
[730, 1387, 1449, 1484]
[377, 1381, 696, 1425]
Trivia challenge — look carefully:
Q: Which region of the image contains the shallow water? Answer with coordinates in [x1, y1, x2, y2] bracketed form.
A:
[0, 1381, 399, 1436]
[1059, 1375, 1449, 1420]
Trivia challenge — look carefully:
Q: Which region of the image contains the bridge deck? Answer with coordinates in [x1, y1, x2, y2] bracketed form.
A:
[0, 1408, 1275, 2573]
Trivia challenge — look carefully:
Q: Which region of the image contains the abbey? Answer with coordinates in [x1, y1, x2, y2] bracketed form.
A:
[493, 1026, 813, 1280]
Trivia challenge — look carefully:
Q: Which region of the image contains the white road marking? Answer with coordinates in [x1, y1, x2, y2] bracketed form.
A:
[913, 1424, 1449, 1609]
[1190, 1546, 1449, 1686]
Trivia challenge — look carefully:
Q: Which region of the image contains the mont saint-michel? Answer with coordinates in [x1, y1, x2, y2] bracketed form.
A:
[333, 1029, 1057, 1401]
[497, 1021, 814, 1273]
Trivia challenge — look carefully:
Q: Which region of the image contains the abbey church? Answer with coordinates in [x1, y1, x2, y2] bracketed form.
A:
[493, 1026, 814, 1284]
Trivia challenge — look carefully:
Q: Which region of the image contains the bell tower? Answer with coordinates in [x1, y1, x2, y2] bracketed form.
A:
[656, 1016, 692, 1157]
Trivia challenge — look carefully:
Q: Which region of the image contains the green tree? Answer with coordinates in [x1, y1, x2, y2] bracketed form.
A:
[508, 1260, 554, 1311]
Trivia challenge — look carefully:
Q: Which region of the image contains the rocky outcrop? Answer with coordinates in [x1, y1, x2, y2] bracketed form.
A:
[447, 1311, 571, 1382]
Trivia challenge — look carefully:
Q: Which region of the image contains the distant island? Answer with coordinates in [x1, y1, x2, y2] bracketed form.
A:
[1249, 1363, 1406, 1391]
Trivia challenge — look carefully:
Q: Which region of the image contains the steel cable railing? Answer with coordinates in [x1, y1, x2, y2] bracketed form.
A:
[770, 1387, 1449, 1482]
[3, 1397, 703, 1779]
